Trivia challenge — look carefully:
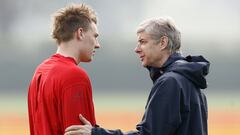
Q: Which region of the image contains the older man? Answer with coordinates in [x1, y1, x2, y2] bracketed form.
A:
[65, 17, 209, 135]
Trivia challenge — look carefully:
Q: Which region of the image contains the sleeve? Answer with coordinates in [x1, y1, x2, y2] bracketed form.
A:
[136, 77, 182, 135]
[91, 77, 182, 135]
[92, 127, 140, 135]
[62, 83, 95, 130]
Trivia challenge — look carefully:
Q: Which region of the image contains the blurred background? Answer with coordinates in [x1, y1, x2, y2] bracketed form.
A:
[0, 0, 240, 134]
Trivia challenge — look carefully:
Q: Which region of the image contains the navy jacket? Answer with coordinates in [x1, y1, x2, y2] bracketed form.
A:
[92, 53, 210, 135]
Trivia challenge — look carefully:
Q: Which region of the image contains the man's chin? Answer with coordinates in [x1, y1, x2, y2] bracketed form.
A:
[81, 58, 92, 63]
[142, 62, 147, 67]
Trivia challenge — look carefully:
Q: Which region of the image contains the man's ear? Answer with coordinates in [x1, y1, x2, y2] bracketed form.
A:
[76, 28, 84, 40]
[159, 36, 168, 50]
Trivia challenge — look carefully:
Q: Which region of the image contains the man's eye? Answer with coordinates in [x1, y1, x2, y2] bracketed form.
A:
[140, 41, 146, 44]
[94, 34, 99, 38]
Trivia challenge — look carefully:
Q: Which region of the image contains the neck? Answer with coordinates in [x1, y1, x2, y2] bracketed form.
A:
[56, 41, 80, 64]
[156, 51, 171, 68]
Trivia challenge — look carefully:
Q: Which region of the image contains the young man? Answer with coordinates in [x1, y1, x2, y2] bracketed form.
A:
[28, 3, 100, 135]
[65, 17, 210, 135]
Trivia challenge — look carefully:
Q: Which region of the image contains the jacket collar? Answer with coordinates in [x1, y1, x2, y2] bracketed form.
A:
[147, 53, 184, 83]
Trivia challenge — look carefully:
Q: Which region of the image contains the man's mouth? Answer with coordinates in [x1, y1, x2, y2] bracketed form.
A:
[140, 56, 144, 61]
[92, 51, 96, 55]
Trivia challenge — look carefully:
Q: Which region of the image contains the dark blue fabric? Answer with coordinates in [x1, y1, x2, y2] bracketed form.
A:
[92, 53, 210, 135]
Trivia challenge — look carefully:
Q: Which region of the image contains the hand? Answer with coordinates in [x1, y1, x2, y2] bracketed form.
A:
[64, 114, 93, 135]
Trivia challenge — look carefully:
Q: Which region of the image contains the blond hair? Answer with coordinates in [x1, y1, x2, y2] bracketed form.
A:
[52, 3, 97, 44]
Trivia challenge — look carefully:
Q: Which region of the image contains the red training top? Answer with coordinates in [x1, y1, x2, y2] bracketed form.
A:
[28, 54, 96, 135]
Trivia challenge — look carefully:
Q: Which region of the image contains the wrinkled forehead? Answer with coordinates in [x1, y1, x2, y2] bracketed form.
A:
[137, 31, 151, 40]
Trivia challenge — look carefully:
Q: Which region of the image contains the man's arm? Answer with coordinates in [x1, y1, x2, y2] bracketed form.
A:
[136, 76, 182, 135]
[64, 114, 92, 135]
[64, 76, 182, 135]
[65, 115, 139, 135]
[62, 83, 96, 130]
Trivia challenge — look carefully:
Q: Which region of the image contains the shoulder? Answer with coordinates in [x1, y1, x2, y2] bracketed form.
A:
[60, 67, 91, 94]
[64, 66, 89, 81]
[67, 66, 88, 76]
[55, 65, 91, 89]
[156, 72, 180, 85]
[152, 72, 182, 94]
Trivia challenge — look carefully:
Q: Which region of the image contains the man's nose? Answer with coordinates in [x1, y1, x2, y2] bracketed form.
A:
[95, 42, 100, 49]
[134, 45, 140, 53]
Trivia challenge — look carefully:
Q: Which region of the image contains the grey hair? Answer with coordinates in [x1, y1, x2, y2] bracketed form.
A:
[137, 17, 181, 54]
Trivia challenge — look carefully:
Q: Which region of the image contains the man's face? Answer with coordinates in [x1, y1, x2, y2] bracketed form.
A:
[135, 31, 163, 67]
[80, 22, 100, 62]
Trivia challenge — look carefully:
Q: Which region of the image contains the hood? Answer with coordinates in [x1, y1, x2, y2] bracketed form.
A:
[147, 53, 210, 89]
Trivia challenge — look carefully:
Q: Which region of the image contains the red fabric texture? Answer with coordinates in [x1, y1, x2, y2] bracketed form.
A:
[28, 54, 96, 135]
